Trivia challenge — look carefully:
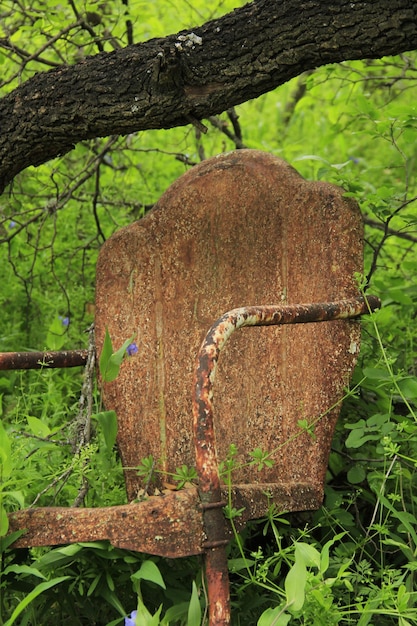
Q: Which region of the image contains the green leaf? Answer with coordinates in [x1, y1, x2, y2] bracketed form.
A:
[99, 328, 116, 381]
[99, 328, 114, 375]
[3, 564, 46, 579]
[347, 465, 366, 484]
[110, 335, 135, 368]
[4, 490, 26, 509]
[0, 420, 12, 477]
[258, 607, 291, 626]
[87, 573, 102, 597]
[228, 557, 256, 573]
[285, 547, 306, 612]
[383, 538, 413, 561]
[386, 288, 413, 305]
[163, 601, 192, 623]
[295, 542, 320, 569]
[131, 560, 166, 589]
[398, 377, 417, 399]
[35, 543, 83, 569]
[4, 576, 70, 626]
[95, 410, 118, 450]
[99, 329, 135, 382]
[99, 589, 127, 617]
[187, 581, 202, 626]
[0, 505, 9, 536]
[378, 495, 417, 546]
[101, 355, 120, 383]
[27, 415, 51, 438]
[294, 154, 330, 165]
[135, 596, 163, 626]
[363, 367, 391, 380]
[46, 315, 67, 350]
[345, 429, 379, 449]
[318, 532, 348, 576]
[355, 93, 378, 118]
[0, 530, 26, 553]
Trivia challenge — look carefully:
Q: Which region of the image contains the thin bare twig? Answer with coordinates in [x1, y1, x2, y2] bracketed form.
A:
[208, 114, 246, 149]
[364, 216, 417, 243]
[365, 194, 417, 287]
[29, 325, 97, 508]
[0, 19, 84, 88]
[71, 323, 96, 507]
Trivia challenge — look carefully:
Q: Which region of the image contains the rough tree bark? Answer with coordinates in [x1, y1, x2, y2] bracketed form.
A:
[1, 0, 416, 195]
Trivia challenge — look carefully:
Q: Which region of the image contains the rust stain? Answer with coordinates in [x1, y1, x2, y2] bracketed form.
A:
[95, 150, 370, 502]
[0, 350, 88, 370]
[155, 254, 168, 472]
[193, 296, 380, 491]
[193, 297, 380, 497]
[192, 295, 379, 626]
[8, 489, 205, 558]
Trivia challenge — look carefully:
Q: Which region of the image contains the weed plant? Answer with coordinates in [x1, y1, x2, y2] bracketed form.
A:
[1, 1, 417, 623]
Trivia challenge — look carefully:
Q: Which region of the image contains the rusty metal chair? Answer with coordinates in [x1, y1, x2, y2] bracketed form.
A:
[4, 150, 379, 625]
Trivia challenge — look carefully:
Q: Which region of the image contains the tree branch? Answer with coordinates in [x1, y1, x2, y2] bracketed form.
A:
[1, 0, 417, 195]
[364, 216, 417, 244]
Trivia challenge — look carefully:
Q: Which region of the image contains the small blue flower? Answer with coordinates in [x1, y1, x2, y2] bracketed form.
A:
[59, 316, 70, 327]
[348, 156, 359, 164]
[8, 221, 17, 229]
[126, 342, 138, 356]
[125, 610, 137, 626]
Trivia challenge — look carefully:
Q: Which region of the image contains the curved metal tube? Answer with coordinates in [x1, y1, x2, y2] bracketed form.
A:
[192, 295, 380, 625]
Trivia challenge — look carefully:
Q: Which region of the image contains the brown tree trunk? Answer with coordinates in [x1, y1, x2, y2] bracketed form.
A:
[1, 0, 416, 194]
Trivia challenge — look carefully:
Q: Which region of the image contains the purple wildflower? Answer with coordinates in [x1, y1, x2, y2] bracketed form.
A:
[59, 316, 70, 327]
[8, 221, 17, 229]
[124, 610, 137, 626]
[126, 342, 138, 356]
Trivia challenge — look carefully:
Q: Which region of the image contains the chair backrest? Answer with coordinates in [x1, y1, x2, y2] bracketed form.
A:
[95, 150, 363, 508]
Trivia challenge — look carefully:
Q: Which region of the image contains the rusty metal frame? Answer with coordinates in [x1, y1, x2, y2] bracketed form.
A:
[1, 295, 380, 626]
[0, 349, 88, 370]
[193, 295, 380, 625]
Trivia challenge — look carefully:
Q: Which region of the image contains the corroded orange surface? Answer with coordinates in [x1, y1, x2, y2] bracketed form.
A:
[95, 150, 363, 505]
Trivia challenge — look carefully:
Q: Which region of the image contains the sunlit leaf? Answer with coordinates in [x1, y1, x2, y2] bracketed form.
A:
[95, 410, 118, 451]
[187, 581, 202, 626]
[131, 560, 166, 589]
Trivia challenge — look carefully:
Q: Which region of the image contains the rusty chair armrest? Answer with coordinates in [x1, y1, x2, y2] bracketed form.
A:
[191, 294, 379, 620]
[192, 294, 380, 497]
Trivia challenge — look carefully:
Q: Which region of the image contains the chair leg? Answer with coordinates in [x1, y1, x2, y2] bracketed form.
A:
[205, 544, 231, 625]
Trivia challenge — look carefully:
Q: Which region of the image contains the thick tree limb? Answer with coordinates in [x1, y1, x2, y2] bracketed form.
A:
[1, 0, 417, 194]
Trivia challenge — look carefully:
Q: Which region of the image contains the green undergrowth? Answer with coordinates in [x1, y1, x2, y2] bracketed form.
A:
[1, 0, 417, 623]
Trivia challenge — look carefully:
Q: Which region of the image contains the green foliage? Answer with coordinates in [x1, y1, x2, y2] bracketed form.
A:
[1, 0, 417, 623]
[99, 329, 135, 383]
[131, 561, 166, 625]
[169, 465, 198, 490]
[135, 454, 198, 491]
[0, 538, 202, 625]
[3, 576, 70, 626]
